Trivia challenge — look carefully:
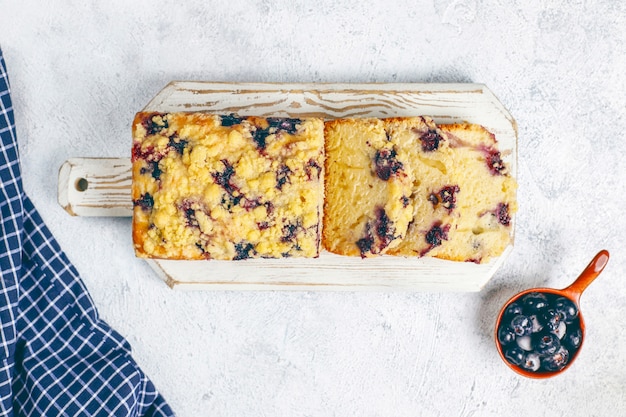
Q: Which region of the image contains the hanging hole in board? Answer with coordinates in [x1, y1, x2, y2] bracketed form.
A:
[75, 177, 89, 192]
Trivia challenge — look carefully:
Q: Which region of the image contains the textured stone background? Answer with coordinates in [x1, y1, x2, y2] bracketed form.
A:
[1, 1, 625, 415]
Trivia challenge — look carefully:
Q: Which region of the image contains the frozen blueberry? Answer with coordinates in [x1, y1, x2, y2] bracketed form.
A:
[521, 292, 549, 314]
[356, 220, 378, 257]
[510, 315, 533, 337]
[132, 143, 148, 162]
[374, 148, 403, 181]
[503, 302, 523, 320]
[529, 314, 543, 333]
[554, 321, 567, 339]
[540, 309, 562, 333]
[554, 297, 579, 324]
[533, 330, 561, 356]
[498, 326, 516, 346]
[563, 327, 583, 351]
[151, 162, 162, 180]
[542, 346, 570, 372]
[504, 347, 525, 366]
[250, 118, 300, 150]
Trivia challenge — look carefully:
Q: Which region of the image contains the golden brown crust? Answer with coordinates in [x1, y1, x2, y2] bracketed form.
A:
[439, 122, 498, 148]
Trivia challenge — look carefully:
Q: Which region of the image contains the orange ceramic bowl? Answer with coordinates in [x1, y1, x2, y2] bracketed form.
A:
[494, 250, 609, 378]
[495, 288, 585, 378]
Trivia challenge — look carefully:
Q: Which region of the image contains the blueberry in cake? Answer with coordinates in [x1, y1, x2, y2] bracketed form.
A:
[131, 112, 324, 260]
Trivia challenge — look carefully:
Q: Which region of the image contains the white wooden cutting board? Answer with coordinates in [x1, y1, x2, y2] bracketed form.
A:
[58, 82, 517, 291]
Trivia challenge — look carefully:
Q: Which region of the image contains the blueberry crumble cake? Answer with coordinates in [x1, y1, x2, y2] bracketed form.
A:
[131, 111, 516, 264]
[131, 112, 325, 260]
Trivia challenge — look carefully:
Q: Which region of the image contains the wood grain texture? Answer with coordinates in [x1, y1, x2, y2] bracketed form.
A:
[148, 250, 512, 291]
[58, 82, 517, 291]
[58, 157, 132, 217]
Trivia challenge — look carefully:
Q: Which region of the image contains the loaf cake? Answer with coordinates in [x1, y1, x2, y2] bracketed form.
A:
[322, 118, 413, 257]
[131, 112, 325, 260]
[323, 116, 517, 263]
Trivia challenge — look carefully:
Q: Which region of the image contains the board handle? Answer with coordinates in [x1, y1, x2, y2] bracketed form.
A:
[58, 157, 133, 217]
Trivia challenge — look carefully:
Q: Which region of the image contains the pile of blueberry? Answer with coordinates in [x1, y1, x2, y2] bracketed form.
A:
[497, 292, 583, 374]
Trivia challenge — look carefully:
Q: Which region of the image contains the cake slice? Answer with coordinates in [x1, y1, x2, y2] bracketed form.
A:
[322, 118, 413, 257]
[389, 122, 517, 263]
[131, 112, 325, 260]
[383, 117, 459, 258]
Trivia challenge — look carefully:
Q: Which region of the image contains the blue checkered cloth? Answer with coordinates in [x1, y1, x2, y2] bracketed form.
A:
[0, 48, 174, 416]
